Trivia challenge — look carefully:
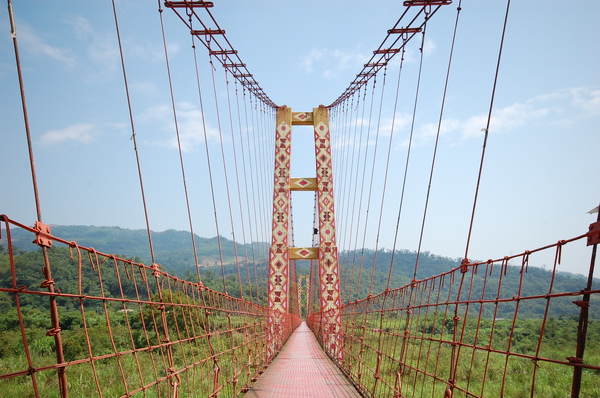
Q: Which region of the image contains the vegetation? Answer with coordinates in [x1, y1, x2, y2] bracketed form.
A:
[0, 244, 268, 397]
[2, 226, 595, 315]
[0, 225, 268, 277]
[339, 248, 598, 319]
[1, 225, 598, 396]
[342, 315, 600, 397]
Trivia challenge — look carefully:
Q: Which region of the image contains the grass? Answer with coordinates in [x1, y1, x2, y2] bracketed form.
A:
[0, 312, 269, 397]
[340, 316, 600, 398]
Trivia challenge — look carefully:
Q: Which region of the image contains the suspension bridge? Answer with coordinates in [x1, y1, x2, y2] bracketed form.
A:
[1, 1, 599, 397]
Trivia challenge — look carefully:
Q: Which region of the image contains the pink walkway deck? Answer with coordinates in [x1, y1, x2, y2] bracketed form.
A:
[244, 322, 361, 398]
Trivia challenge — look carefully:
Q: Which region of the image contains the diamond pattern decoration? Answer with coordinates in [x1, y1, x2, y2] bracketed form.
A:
[313, 107, 342, 360]
[292, 111, 313, 125]
[289, 247, 318, 260]
[269, 107, 342, 361]
[268, 112, 292, 360]
[290, 177, 317, 192]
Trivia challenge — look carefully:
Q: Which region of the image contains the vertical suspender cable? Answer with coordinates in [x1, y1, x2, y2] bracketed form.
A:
[463, 0, 511, 262]
[413, 8, 447, 280]
[366, 66, 388, 295]
[239, 88, 260, 302]
[354, 77, 378, 298]
[348, 85, 370, 300]
[389, 29, 425, 278]
[257, 100, 272, 303]
[230, 79, 254, 301]
[157, 1, 202, 283]
[370, 48, 407, 391]
[206, 54, 229, 294]
[382, 49, 406, 290]
[213, 66, 244, 299]
[339, 94, 358, 300]
[393, 17, 430, 382]
[250, 98, 268, 261]
[413, 3, 465, 394]
[189, 34, 226, 292]
[111, 0, 157, 265]
[244, 92, 266, 302]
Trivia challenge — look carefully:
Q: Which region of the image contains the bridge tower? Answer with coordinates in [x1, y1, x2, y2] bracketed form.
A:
[267, 106, 342, 359]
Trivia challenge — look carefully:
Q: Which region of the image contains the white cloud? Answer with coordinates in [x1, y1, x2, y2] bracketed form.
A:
[132, 81, 159, 95]
[66, 15, 119, 77]
[406, 86, 598, 146]
[300, 48, 325, 74]
[39, 123, 96, 145]
[18, 23, 76, 67]
[423, 38, 437, 57]
[139, 102, 219, 152]
[333, 113, 412, 151]
[458, 102, 551, 140]
[300, 47, 369, 78]
[66, 15, 164, 79]
[569, 87, 600, 115]
[127, 40, 167, 63]
[334, 87, 598, 153]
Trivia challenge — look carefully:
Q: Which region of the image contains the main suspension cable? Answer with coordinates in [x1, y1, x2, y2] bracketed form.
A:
[328, 3, 450, 108]
[165, 2, 277, 108]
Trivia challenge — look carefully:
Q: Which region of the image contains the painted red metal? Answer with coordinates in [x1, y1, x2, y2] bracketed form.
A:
[0, 215, 271, 397]
[313, 107, 343, 360]
[587, 221, 600, 246]
[267, 107, 294, 359]
[164, 1, 214, 8]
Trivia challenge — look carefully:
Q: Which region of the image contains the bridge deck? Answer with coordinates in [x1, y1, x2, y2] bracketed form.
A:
[244, 322, 361, 398]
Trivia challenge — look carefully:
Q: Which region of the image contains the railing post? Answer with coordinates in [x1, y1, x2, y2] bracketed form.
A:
[33, 223, 69, 397]
[571, 207, 599, 397]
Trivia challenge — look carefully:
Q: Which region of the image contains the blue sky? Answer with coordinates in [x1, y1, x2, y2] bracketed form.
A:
[1, 1, 599, 276]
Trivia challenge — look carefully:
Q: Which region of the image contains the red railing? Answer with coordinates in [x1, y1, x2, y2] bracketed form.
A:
[3, 212, 599, 397]
[0, 214, 287, 397]
[311, 231, 599, 397]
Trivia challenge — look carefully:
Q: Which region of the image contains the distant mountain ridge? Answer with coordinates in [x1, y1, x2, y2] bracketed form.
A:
[1, 224, 267, 275]
[1, 225, 597, 318]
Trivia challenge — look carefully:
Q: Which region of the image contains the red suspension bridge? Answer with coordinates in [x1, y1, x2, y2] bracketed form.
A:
[1, 1, 599, 397]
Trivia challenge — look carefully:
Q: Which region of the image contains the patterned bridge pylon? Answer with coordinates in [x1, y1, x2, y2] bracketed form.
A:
[267, 107, 292, 359]
[267, 106, 343, 360]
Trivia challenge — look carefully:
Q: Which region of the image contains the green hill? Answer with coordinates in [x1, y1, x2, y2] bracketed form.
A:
[1, 225, 596, 319]
[0, 224, 268, 276]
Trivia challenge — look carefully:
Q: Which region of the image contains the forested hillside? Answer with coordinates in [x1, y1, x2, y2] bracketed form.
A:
[1, 224, 268, 276]
[1, 225, 596, 319]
